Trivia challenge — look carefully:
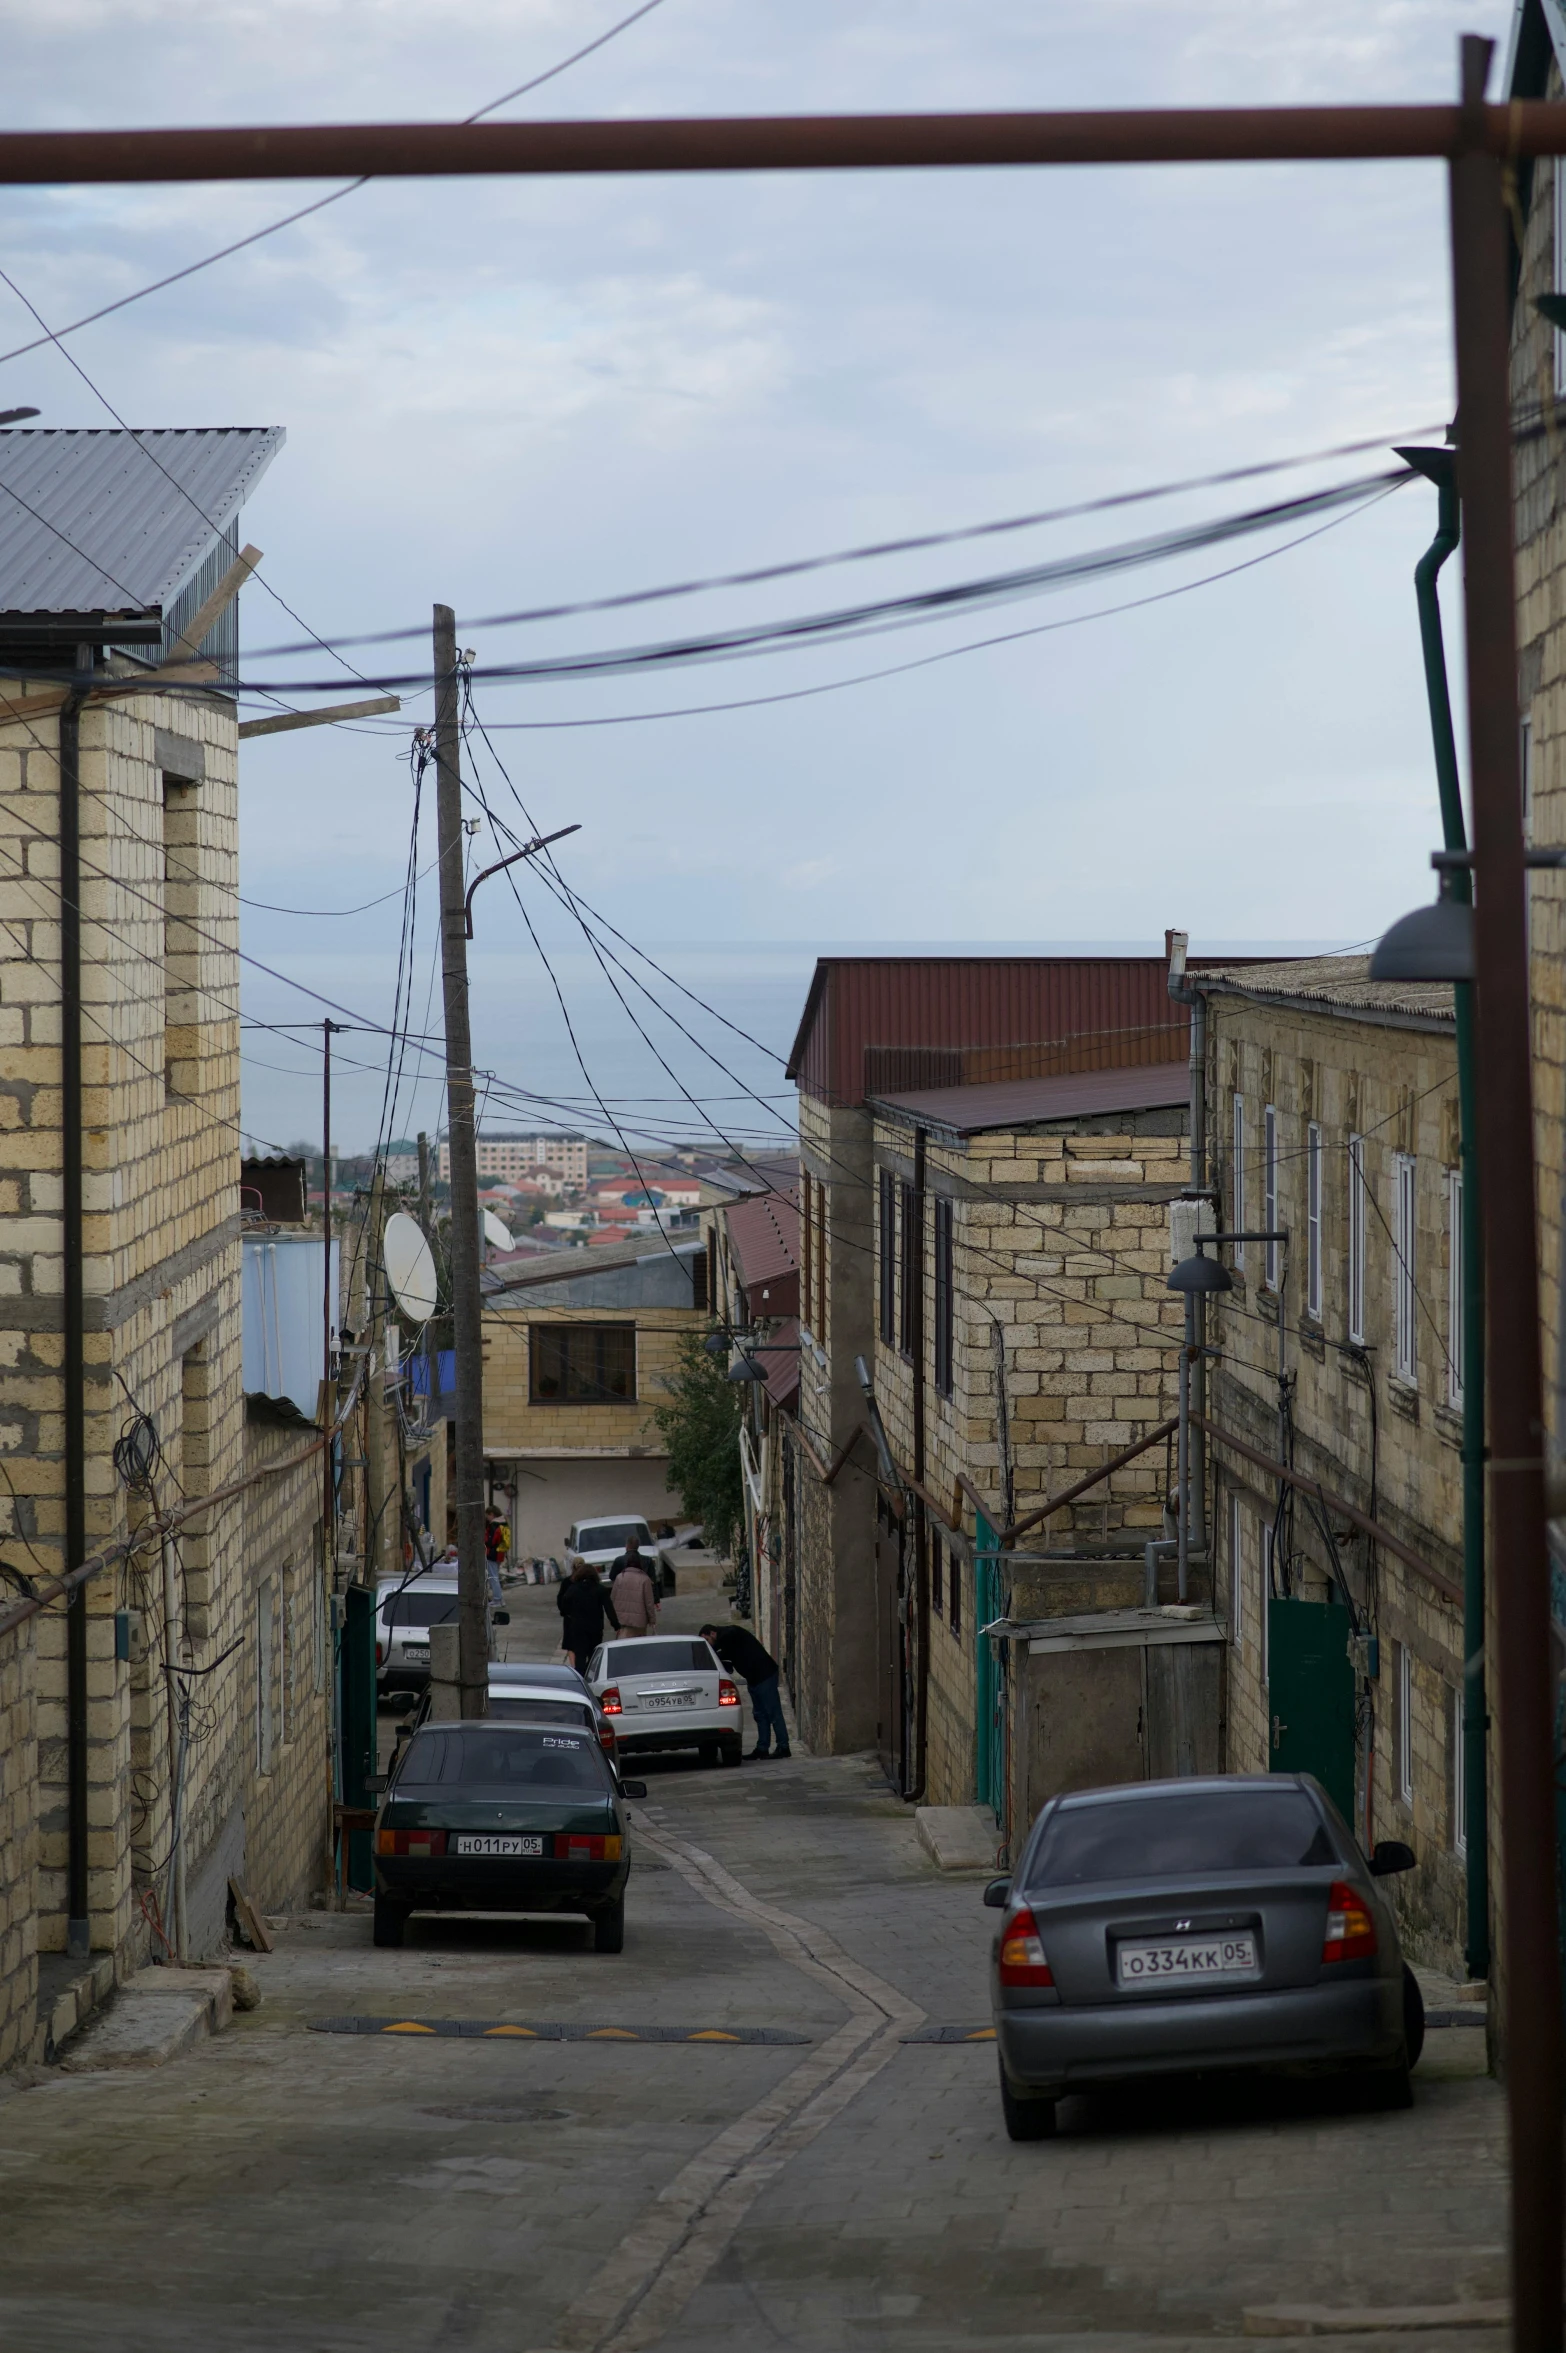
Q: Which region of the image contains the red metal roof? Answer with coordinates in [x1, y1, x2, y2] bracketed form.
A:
[754, 1316, 800, 1412]
[724, 1185, 799, 1297]
[873, 1058, 1190, 1136]
[786, 956, 1209, 1106]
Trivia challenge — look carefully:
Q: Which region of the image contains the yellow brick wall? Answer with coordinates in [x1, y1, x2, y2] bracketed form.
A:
[480, 1304, 702, 1456]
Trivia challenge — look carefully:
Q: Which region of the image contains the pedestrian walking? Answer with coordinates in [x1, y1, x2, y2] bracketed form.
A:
[609, 1544, 658, 1639]
[700, 1622, 790, 1759]
[557, 1558, 609, 1671]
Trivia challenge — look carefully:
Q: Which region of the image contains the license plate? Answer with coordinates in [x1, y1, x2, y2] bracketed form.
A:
[1117, 1932, 1257, 1986]
[639, 1691, 698, 1710]
[401, 1644, 431, 1662]
[453, 1834, 543, 1857]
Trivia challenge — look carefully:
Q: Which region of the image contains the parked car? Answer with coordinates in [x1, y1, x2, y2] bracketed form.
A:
[564, 1516, 675, 1597]
[373, 1718, 646, 1950]
[586, 1635, 743, 1767]
[985, 1773, 1423, 2141]
[390, 1660, 619, 1773]
[375, 1573, 507, 1698]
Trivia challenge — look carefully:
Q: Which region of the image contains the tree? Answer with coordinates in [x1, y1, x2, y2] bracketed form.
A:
[651, 1332, 744, 1559]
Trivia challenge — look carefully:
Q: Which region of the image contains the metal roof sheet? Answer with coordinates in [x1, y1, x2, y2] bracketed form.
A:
[0, 426, 284, 617]
[873, 1058, 1191, 1136]
[723, 1185, 799, 1292]
[1197, 955, 1455, 1028]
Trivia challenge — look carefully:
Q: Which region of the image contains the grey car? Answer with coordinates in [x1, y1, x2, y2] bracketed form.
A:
[986, 1774, 1422, 2141]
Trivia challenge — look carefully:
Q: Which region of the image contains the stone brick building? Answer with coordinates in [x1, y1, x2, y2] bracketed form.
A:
[480, 1234, 708, 1563]
[0, 427, 339, 2063]
[1193, 959, 1468, 1976]
[704, 1180, 799, 1668]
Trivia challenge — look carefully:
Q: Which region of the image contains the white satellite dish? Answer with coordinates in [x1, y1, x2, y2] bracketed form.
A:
[383, 1211, 439, 1324]
[482, 1209, 514, 1253]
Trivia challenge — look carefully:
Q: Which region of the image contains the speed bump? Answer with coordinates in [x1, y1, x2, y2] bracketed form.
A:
[309, 2017, 809, 2043]
[899, 2024, 996, 2043]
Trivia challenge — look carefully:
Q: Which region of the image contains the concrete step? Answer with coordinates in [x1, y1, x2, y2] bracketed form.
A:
[57, 1965, 233, 2073]
[34, 1950, 116, 2064]
[915, 1804, 1004, 1873]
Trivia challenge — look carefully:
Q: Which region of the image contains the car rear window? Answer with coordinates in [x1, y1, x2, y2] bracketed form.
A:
[579, 1523, 650, 1553]
[484, 1697, 595, 1728]
[382, 1591, 460, 1628]
[397, 1727, 610, 1792]
[605, 1639, 713, 1677]
[1028, 1787, 1339, 1887]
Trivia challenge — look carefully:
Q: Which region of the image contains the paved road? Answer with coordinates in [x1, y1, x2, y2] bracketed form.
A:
[0, 1579, 1505, 2351]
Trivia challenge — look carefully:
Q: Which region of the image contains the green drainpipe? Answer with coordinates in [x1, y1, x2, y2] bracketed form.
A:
[1399, 441, 1489, 1980]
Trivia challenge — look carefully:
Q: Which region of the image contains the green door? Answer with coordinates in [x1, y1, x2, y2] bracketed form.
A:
[974, 1514, 1006, 1829]
[1267, 1595, 1356, 1823]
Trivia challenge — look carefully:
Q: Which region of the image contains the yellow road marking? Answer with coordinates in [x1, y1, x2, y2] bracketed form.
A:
[485, 2025, 539, 2036]
[688, 2030, 741, 2041]
[383, 2022, 436, 2034]
[963, 2028, 996, 2041]
[586, 2027, 639, 2039]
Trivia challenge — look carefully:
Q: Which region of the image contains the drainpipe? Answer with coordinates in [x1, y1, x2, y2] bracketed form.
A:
[1166, 932, 1209, 1573]
[909, 1126, 928, 1802]
[1400, 441, 1489, 1982]
[60, 677, 90, 1959]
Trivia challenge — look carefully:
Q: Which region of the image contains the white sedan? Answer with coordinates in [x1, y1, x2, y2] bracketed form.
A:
[586, 1635, 744, 1768]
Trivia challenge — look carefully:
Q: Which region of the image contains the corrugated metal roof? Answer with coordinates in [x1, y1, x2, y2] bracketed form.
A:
[873, 1058, 1191, 1136]
[724, 1185, 799, 1293]
[0, 426, 284, 617]
[1197, 956, 1455, 1028]
[786, 957, 1201, 1104]
[755, 1317, 800, 1412]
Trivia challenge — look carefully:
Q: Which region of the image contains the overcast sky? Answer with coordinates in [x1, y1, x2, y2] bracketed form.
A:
[0, 0, 1519, 1149]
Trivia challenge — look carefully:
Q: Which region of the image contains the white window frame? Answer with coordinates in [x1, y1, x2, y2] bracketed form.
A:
[1263, 1103, 1279, 1290]
[257, 1582, 276, 1776]
[1447, 1166, 1465, 1409]
[1452, 1683, 1467, 1855]
[1297, 1124, 1307, 1327]
[1348, 1133, 1367, 1345]
[1396, 1640, 1414, 1806]
[1228, 1490, 1244, 1650]
[1231, 1094, 1246, 1269]
[1393, 1151, 1418, 1384]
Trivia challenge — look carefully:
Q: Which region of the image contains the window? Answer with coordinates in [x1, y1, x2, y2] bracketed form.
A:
[1228, 1490, 1245, 1649]
[1306, 1123, 1323, 1320]
[162, 774, 202, 1103]
[1452, 1684, 1467, 1855]
[256, 1582, 276, 1775]
[950, 1540, 962, 1638]
[1447, 1167, 1464, 1408]
[1522, 708, 1535, 845]
[879, 1168, 896, 1346]
[530, 1323, 636, 1404]
[1556, 155, 1566, 396]
[1231, 1095, 1246, 1268]
[814, 1180, 828, 1344]
[1396, 1641, 1414, 1805]
[898, 1179, 921, 1356]
[800, 1175, 813, 1329]
[1263, 1104, 1279, 1289]
[1393, 1153, 1417, 1383]
[1029, 1786, 1338, 1889]
[931, 1533, 943, 1618]
[1348, 1134, 1367, 1345]
[1261, 1520, 1273, 1684]
[933, 1196, 954, 1396]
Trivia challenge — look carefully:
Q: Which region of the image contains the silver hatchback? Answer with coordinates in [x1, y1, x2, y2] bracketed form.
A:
[987, 1774, 1421, 2140]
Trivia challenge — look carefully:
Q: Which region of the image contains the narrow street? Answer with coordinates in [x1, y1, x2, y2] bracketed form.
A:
[0, 1583, 1506, 2353]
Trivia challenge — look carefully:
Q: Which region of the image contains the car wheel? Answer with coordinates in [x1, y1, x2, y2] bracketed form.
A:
[373, 1896, 408, 1949]
[998, 2059, 1057, 2142]
[1357, 2053, 1414, 2111]
[592, 1898, 626, 1954]
[1402, 1963, 1426, 2069]
[720, 1740, 744, 1769]
[698, 1739, 720, 1767]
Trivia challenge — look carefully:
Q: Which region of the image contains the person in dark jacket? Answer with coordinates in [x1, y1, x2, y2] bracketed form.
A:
[700, 1622, 790, 1759]
[558, 1559, 613, 1669]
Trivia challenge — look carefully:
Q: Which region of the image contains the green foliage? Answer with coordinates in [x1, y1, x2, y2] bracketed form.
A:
[651, 1331, 745, 1558]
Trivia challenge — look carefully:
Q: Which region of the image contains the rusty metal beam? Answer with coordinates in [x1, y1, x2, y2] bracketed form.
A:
[1003, 1416, 1178, 1546]
[8, 104, 1566, 187]
[1449, 40, 1562, 2353]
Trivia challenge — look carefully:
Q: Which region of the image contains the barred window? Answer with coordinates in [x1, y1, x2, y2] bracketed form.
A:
[933, 1196, 954, 1396]
[879, 1168, 896, 1347]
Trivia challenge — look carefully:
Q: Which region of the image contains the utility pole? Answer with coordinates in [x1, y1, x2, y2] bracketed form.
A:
[361, 1162, 391, 1583]
[433, 607, 488, 1715]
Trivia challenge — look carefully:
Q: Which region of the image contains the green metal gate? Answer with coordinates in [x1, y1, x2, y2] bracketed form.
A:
[1267, 1594, 1356, 1823]
[974, 1513, 1007, 1828]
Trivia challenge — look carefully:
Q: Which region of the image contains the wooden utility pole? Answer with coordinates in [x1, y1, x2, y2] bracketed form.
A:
[361, 1163, 391, 1583]
[432, 607, 488, 1715]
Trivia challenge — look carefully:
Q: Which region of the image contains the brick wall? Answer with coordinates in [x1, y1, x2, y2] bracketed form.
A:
[239, 1421, 330, 1913]
[0, 1615, 36, 2067]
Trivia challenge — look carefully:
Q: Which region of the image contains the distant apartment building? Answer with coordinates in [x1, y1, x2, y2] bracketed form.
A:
[439, 1134, 588, 1189]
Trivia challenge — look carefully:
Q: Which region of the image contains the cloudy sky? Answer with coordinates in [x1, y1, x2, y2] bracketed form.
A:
[0, 0, 1519, 1150]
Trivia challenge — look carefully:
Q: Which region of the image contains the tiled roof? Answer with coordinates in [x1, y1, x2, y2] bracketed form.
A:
[1197, 955, 1455, 1026]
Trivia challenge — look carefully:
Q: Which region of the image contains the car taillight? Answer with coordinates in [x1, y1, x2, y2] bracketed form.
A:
[560, 1834, 622, 1861]
[601, 1686, 622, 1715]
[718, 1679, 740, 1708]
[376, 1828, 448, 1857]
[1322, 1879, 1378, 1963]
[375, 1641, 385, 1666]
[998, 1906, 1054, 1987]
[598, 1724, 617, 1750]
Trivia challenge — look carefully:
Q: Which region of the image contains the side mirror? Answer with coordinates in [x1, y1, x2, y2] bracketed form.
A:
[492, 1610, 510, 1625]
[982, 1877, 1012, 1910]
[1370, 1839, 1416, 1877]
[621, 1779, 649, 1800]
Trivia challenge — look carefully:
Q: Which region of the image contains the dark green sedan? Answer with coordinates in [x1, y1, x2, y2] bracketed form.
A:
[373, 1721, 645, 1952]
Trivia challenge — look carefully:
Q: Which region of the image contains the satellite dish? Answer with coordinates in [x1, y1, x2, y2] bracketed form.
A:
[382, 1211, 439, 1324]
[483, 1209, 514, 1253]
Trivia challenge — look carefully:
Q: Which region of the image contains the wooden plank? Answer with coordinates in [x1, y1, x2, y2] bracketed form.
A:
[228, 1877, 275, 1954]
